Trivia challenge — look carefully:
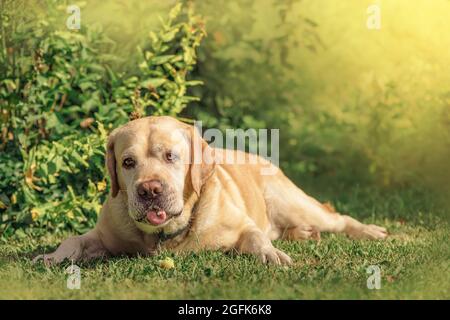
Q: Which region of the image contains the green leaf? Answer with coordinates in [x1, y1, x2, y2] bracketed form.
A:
[150, 55, 176, 65]
[141, 78, 167, 88]
[169, 3, 182, 21]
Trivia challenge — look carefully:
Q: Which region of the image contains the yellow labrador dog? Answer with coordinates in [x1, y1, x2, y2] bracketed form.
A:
[34, 116, 387, 266]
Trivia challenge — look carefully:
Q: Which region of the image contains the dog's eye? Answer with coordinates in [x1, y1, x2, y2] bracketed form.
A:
[165, 151, 178, 163]
[122, 157, 136, 169]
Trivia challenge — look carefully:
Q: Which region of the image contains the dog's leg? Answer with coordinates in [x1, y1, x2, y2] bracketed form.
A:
[299, 208, 388, 240]
[282, 224, 321, 241]
[33, 229, 109, 266]
[236, 226, 292, 265]
[266, 174, 387, 240]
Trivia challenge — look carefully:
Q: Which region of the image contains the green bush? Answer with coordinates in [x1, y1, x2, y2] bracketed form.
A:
[0, 2, 205, 238]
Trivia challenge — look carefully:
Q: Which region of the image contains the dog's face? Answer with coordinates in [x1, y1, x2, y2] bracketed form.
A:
[106, 116, 214, 233]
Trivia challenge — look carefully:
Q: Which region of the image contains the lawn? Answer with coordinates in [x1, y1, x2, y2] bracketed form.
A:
[0, 185, 449, 299]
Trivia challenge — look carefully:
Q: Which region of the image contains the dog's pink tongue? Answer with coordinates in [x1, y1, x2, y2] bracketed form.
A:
[146, 210, 167, 225]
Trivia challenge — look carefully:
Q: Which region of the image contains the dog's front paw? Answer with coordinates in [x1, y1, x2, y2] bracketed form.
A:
[258, 246, 293, 266]
[32, 237, 83, 267]
[32, 252, 65, 267]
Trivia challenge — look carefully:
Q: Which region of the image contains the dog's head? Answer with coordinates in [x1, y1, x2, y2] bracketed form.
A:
[106, 116, 214, 233]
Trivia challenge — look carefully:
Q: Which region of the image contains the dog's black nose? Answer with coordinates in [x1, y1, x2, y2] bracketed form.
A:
[137, 180, 163, 200]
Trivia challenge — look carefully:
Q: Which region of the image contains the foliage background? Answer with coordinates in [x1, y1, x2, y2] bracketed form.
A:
[0, 0, 449, 240]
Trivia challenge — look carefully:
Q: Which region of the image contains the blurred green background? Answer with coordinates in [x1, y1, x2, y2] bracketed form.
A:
[0, 0, 449, 238]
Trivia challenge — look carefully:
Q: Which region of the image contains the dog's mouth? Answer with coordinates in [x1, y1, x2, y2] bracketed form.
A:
[135, 206, 182, 226]
[145, 209, 167, 225]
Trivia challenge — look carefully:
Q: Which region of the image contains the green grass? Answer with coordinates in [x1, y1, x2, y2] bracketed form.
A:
[1, 186, 449, 299]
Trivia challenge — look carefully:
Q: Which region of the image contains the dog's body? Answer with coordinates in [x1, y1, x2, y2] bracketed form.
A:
[34, 116, 387, 266]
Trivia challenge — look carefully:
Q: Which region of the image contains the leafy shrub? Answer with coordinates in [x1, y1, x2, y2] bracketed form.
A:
[0, 2, 205, 238]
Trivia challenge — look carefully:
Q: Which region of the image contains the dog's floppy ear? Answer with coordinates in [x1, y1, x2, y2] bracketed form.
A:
[189, 126, 215, 197]
[106, 131, 119, 198]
